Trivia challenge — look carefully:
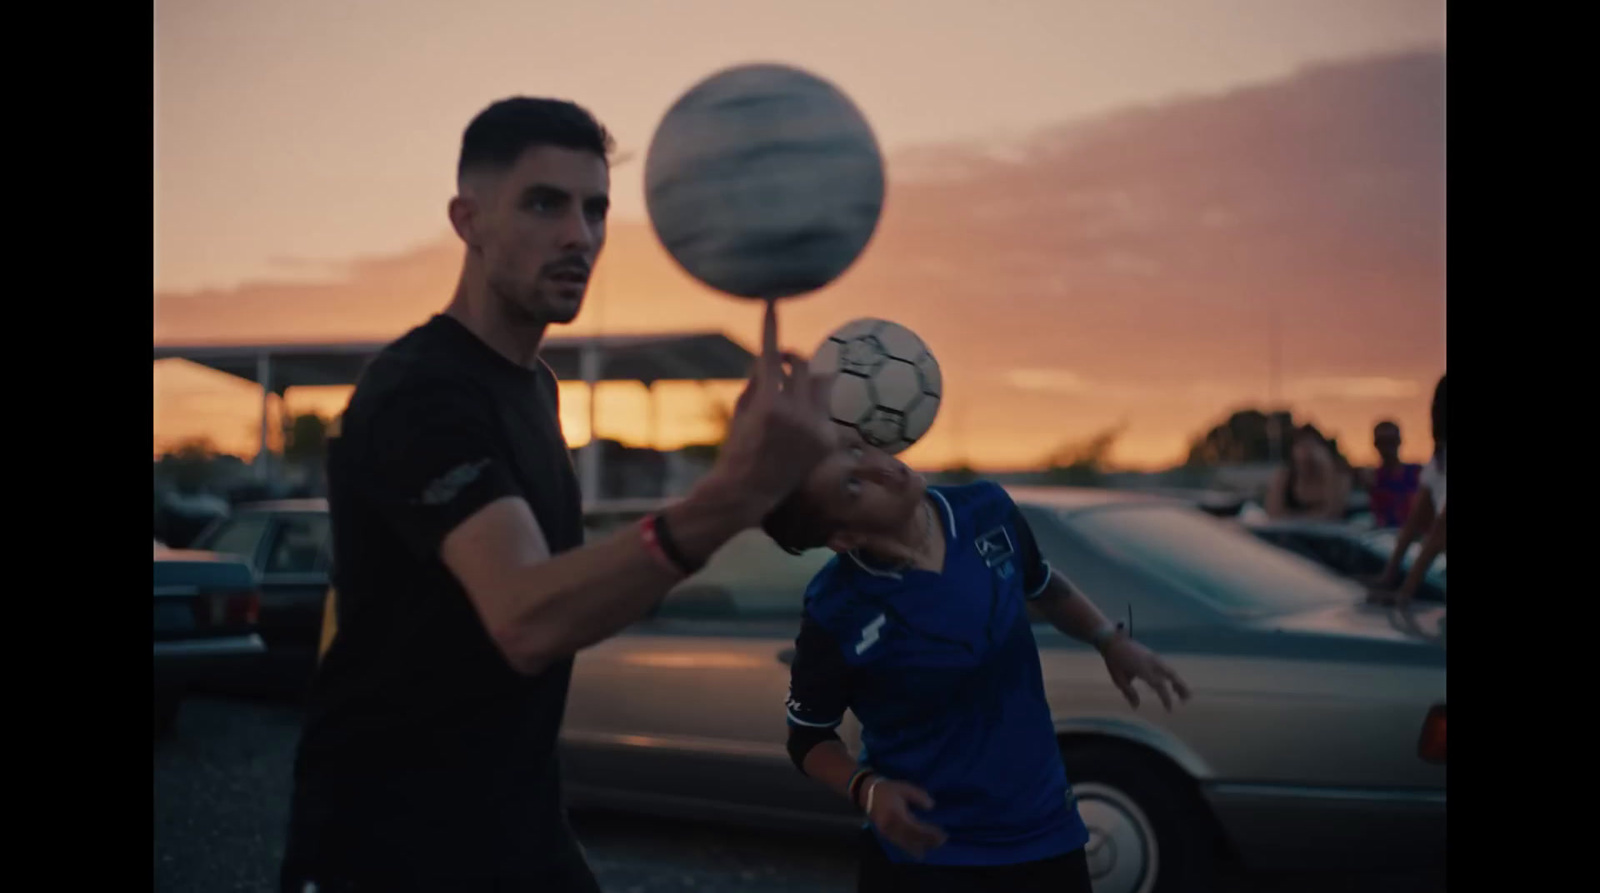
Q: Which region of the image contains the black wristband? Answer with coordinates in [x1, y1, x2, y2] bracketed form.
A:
[651, 512, 704, 576]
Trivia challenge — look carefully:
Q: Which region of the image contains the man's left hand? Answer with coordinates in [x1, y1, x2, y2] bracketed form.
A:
[1102, 637, 1191, 712]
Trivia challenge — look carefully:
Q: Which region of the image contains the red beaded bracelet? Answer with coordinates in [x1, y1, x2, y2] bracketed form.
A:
[638, 515, 683, 577]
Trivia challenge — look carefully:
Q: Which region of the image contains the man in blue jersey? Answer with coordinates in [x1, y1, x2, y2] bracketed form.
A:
[763, 430, 1190, 892]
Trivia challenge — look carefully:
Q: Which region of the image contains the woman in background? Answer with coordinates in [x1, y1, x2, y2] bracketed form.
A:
[1265, 424, 1352, 521]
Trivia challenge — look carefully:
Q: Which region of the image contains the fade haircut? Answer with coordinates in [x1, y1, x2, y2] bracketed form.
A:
[457, 97, 615, 182]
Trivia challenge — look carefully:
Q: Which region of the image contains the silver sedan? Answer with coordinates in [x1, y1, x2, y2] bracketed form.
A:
[561, 487, 1445, 893]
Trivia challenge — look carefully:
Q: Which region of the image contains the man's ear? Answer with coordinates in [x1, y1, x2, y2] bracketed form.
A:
[448, 194, 480, 249]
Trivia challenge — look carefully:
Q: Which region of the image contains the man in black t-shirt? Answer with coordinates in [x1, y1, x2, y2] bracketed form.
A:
[280, 98, 839, 892]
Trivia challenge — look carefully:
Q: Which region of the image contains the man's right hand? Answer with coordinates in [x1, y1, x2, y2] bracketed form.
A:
[864, 778, 948, 860]
[703, 300, 838, 523]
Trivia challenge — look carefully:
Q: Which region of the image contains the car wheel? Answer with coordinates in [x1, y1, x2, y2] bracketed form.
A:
[1062, 741, 1219, 893]
[154, 691, 181, 738]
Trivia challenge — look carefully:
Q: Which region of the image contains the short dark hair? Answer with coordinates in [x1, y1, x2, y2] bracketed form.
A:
[761, 490, 837, 555]
[458, 97, 615, 181]
[1373, 420, 1400, 434]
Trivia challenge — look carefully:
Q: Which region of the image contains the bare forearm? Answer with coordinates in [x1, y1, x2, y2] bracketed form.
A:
[501, 476, 758, 672]
[1400, 514, 1446, 594]
[1035, 573, 1114, 644]
[1386, 492, 1435, 575]
[800, 739, 864, 803]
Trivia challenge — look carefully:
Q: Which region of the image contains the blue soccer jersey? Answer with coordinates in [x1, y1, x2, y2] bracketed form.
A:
[784, 482, 1090, 866]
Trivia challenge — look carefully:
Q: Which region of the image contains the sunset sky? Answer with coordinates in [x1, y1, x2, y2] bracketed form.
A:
[153, 0, 1447, 470]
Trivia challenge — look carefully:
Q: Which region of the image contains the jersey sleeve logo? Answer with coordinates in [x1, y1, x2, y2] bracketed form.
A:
[418, 458, 492, 506]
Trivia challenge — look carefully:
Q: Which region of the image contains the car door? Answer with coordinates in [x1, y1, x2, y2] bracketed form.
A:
[254, 512, 333, 685]
[562, 530, 861, 823]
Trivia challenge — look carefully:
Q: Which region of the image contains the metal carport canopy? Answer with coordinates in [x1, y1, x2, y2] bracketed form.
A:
[150, 331, 756, 390]
[153, 331, 755, 493]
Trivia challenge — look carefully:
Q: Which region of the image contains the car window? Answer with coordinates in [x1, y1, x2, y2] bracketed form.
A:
[1017, 503, 1197, 631]
[656, 530, 833, 619]
[263, 514, 332, 575]
[1062, 505, 1359, 618]
[196, 515, 272, 565]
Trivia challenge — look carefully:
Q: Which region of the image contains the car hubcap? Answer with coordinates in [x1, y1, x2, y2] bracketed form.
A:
[1071, 782, 1158, 893]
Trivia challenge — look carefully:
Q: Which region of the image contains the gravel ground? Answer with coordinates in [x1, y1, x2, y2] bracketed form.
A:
[154, 695, 1440, 893]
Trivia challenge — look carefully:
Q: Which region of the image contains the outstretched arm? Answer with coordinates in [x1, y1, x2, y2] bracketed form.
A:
[1371, 488, 1436, 590]
[1012, 505, 1190, 711]
[785, 614, 947, 859]
[383, 304, 837, 676]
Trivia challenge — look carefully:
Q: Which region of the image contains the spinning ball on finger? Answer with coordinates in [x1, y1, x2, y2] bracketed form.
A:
[645, 63, 886, 301]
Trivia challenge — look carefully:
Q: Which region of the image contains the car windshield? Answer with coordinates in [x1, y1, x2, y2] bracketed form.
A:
[1059, 504, 1360, 618]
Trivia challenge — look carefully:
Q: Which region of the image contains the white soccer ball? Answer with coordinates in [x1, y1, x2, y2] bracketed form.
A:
[811, 319, 942, 454]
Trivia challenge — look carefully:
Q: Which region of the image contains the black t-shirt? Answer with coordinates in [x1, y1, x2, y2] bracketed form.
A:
[283, 314, 591, 886]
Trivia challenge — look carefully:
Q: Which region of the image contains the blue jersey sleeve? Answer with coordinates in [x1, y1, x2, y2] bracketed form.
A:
[1011, 504, 1054, 600]
[786, 611, 852, 730]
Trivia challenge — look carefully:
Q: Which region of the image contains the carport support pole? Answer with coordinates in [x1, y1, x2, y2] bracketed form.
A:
[256, 353, 273, 481]
[645, 379, 658, 450]
[579, 343, 601, 503]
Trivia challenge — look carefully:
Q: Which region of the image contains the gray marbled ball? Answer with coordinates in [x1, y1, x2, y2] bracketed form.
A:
[645, 63, 886, 300]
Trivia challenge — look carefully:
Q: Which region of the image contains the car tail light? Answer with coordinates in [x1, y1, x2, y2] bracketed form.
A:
[192, 592, 260, 628]
[1418, 704, 1445, 764]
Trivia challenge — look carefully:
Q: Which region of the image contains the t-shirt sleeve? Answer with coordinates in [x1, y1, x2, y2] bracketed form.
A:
[1011, 505, 1054, 600]
[785, 611, 852, 730]
[361, 379, 523, 560]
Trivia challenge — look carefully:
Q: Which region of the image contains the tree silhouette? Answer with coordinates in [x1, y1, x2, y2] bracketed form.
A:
[1042, 423, 1127, 485]
[1185, 409, 1295, 466]
[1185, 409, 1349, 468]
[283, 413, 330, 465]
[155, 437, 222, 493]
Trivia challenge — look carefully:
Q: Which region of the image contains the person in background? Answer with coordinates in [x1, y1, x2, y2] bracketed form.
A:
[1265, 424, 1352, 521]
[1368, 374, 1445, 609]
[1361, 421, 1422, 529]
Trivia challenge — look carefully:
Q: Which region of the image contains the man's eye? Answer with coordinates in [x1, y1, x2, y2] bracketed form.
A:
[844, 478, 863, 496]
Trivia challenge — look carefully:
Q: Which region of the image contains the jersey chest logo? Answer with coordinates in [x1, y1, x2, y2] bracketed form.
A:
[975, 526, 1016, 580]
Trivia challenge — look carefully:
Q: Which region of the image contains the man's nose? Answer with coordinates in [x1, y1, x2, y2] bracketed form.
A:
[557, 208, 599, 254]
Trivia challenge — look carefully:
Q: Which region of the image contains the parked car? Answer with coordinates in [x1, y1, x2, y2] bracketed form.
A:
[153, 549, 264, 735]
[1245, 519, 1446, 603]
[189, 500, 331, 693]
[307, 487, 1442, 891]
